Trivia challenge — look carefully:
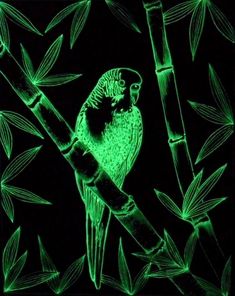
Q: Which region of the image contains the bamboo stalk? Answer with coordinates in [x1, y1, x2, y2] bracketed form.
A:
[143, 0, 194, 195]
[143, 0, 224, 282]
[0, 43, 163, 254]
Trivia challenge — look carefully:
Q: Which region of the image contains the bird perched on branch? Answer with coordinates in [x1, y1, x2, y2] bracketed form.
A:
[75, 68, 143, 289]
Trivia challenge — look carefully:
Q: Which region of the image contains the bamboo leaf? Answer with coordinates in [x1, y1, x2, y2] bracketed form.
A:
[132, 252, 175, 268]
[193, 275, 221, 295]
[189, 1, 206, 60]
[1, 187, 14, 222]
[0, 115, 13, 159]
[0, 3, 41, 35]
[6, 251, 28, 287]
[70, 1, 91, 49]
[208, 65, 233, 124]
[131, 252, 152, 263]
[4, 185, 52, 205]
[187, 164, 227, 210]
[118, 238, 132, 293]
[164, 0, 197, 25]
[20, 44, 34, 79]
[34, 35, 63, 82]
[154, 189, 182, 219]
[7, 271, 59, 292]
[2, 227, 21, 279]
[221, 257, 231, 296]
[0, 8, 10, 49]
[195, 125, 234, 164]
[164, 230, 184, 268]
[183, 170, 203, 214]
[38, 236, 59, 293]
[153, 254, 179, 268]
[45, 2, 79, 33]
[2, 110, 43, 139]
[105, 0, 141, 33]
[1, 146, 42, 184]
[188, 198, 227, 219]
[188, 101, 227, 125]
[183, 231, 197, 269]
[208, 2, 235, 43]
[101, 275, 126, 293]
[59, 255, 85, 294]
[147, 267, 186, 278]
[38, 236, 57, 272]
[133, 264, 150, 294]
[36, 73, 82, 87]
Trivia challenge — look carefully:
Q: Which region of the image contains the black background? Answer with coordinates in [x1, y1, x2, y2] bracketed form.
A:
[1, 0, 234, 295]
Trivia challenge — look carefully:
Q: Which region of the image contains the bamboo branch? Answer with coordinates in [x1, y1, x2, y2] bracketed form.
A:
[143, 0, 225, 282]
[0, 42, 163, 255]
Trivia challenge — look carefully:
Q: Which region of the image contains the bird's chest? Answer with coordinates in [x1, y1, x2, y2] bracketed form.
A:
[76, 109, 139, 178]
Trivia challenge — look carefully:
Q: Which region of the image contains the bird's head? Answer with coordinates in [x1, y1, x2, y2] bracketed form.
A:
[101, 68, 143, 113]
[83, 68, 143, 139]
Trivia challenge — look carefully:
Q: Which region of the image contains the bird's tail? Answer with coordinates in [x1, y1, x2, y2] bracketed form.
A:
[85, 187, 111, 290]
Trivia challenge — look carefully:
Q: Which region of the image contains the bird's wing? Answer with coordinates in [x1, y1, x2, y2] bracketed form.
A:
[84, 184, 111, 289]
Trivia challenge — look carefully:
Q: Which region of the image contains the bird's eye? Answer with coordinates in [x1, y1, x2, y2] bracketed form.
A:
[118, 79, 125, 87]
[131, 84, 140, 90]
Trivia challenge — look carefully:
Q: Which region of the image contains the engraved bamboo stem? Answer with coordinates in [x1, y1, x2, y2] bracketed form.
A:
[143, 0, 194, 195]
[143, 0, 224, 283]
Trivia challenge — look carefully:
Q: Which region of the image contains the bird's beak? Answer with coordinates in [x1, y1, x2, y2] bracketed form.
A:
[130, 89, 140, 104]
[130, 82, 142, 104]
[131, 92, 139, 104]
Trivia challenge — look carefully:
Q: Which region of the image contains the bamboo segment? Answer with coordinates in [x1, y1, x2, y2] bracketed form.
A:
[143, 0, 194, 195]
[0, 45, 163, 254]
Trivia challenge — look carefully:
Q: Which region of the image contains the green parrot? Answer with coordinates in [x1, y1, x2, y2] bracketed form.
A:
[75, 68, 143, 289]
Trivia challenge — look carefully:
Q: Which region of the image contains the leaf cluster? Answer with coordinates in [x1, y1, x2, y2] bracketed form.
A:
[1, 146, 51, 222]
[102, 238, 150, 295]
[155, 164, 227, 225]
[164, 0, 235, 60]
[38, 236, 85, 295]
[134, 230, 197, 279]
[45, 0, 140, 49]
[21, 35, 81, 87]
[0, 110, 43, 159]
[2, 227, 58, 292]
[188, 65, 234, 163]
[0, 1, 41, 49]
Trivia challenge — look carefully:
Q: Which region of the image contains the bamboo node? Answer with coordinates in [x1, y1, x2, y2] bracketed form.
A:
[28, 92, 43, 109]
[61, 136, 79, 155]
[156, 65, 173, 74]
[112, 195, 135, 216]
[168, 135, 186, 145]
[143, 0, 161, 11]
